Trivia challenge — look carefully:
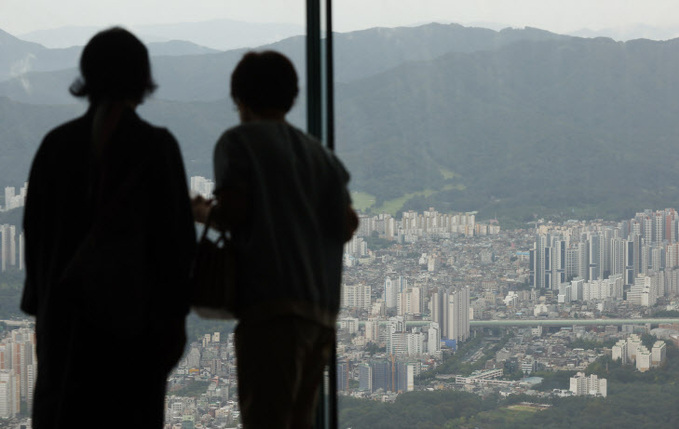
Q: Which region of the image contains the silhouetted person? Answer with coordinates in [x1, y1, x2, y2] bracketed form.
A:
[22, 27, 195, 428]
[193, 51, 358, 429]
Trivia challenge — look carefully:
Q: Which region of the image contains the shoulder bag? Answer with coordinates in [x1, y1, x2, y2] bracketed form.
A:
[191, 207, 237, 319]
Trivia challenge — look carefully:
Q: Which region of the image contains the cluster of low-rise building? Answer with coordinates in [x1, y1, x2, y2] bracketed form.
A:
[164, 331, 241, 428]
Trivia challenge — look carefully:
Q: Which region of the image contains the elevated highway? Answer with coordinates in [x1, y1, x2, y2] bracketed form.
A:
[469, 318, 679, 327]
[349, 318, 679, 328]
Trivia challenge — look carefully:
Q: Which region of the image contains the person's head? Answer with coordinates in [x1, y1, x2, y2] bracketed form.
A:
[70, 27, 156, 104]
[230, 51, 299, 120]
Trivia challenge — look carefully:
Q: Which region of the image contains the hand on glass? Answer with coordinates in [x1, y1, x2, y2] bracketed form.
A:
[191, 195, 213, 224]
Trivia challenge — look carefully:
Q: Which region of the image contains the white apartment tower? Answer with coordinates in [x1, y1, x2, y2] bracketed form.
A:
[652, 341, 667, 366]
[569, 372, 607, 397]
[406, 332, 425, 356]
[364, 318, 381, 343]
[342, 284, 372, 310]
[397, 287, 422, 316]
[612, 340, 628, 365]
[384, 276, 397, 309]
[0, 370, 16, 419]
[626, 334, 642, 362]
[431, 288, 443, 332]
[636, 346, 652, 372]
[18, 232, 24, 271]
[189, 176, 215, 198]
[610, 238, 625, 277]
[0, 224, 16, 272]
[428, 323, 441, 356]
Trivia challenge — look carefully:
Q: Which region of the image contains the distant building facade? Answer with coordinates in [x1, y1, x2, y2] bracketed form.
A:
[569, 372, 607, 397]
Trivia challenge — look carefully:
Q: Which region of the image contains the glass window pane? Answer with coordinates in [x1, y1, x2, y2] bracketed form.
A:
[0, 2, 307, 427]
[333, 2, 679, 428]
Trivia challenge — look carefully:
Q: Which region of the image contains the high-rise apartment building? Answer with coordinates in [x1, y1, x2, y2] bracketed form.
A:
[387, 331, 408, 356]
[338, 317, 360, 335]
[0, 225, 24, 273]
[430, 286, 470, 343]
[189, 176, 215, 199]
[636, 346, 652, 372]
[531, 234, 550, 289]
[431, 288, 443, 332]
[370, 360, 391, 392]
[447, 287, 470, 343]
[385, 276, 408, 310]
[1, 225, 13, 272]
[397, 287, 421, 316]
[612, 339, 628, 364]
[364, 318, 381, 344]
[588, 233, 601, 281]
[569, 372, 607, 397]
[3, 184, 27, 212]
[531, 211, 679, 296]
[344, 235, 368, 259]
[651, 341, 667, 366]
[336, 362, 349, 392]
[565, 247, 580, 279]
[427, 323, 441, 356]
[610, 237, 625, 277]
[406, 332, 425, 356]
[342, 284, 372, 310]
[358, 364, 372, 392]
[0, 370, 16, 418]
[627, 275, 658, 306]
[395, 361, 415, 393]
[18, 232, 24, 271]
[0, 328, 35, 417]
[363, 359, 418, 394]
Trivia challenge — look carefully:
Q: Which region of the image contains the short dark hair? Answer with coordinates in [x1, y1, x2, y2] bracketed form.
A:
[230, 51, 299, 113]
[70, 27, 157, 103]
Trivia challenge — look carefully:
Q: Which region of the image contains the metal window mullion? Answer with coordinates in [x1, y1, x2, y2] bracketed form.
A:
[306, 0, 322, 140]
[308, 1, 337, 428]
[324, 0, 335, 152]
[324, 0, 338, 426]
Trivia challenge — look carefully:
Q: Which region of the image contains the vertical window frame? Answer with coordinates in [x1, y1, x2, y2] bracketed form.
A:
[307, 1, 337, 428]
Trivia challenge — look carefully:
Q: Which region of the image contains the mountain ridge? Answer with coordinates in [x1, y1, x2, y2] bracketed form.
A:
[16, 19, 304, 51]
[3, 23, 679, 223]
[0, 23, 574, 104]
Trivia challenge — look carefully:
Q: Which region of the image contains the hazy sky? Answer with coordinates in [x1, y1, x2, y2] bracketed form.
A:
[2, 0, 679, 36]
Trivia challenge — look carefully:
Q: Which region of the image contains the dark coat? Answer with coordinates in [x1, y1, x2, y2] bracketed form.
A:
[21, 106, 195, 428]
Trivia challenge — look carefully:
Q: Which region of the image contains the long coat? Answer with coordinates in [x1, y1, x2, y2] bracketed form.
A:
[21, 106, 195, 428]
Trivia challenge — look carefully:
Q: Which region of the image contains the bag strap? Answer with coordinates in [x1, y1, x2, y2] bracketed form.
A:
[199, 206, 228, 243]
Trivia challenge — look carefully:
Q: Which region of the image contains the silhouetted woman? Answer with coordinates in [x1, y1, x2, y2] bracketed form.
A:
[21, 27, 195, 428]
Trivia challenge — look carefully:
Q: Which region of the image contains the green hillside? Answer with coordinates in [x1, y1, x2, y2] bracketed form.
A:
[335, 37, 679, 220]
[339, 344, 679, 428]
